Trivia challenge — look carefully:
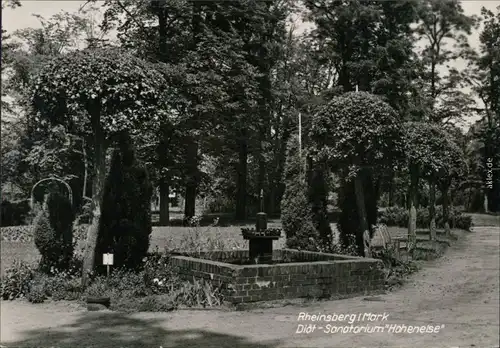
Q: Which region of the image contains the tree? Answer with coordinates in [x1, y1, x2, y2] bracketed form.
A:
[2, 7, 106, 206]
[415, 0, 477, 234]
[309, 91, 403, 255]
[469, 6, 500, 212]
[416, 0, 477, 118]
[281, 135, 320, 251]
[96, 132, 152, 271]
[403, 122, 465, 245]
[31, 47, 174, 285]
[303, 0, 419, 109]
[101, 0, 266, 221]
[435, 141, 467, 236]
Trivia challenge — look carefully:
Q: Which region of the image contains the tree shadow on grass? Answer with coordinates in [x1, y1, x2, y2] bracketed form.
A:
[3, 311, 282, 348]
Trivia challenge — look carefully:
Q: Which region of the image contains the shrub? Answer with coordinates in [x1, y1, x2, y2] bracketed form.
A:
[96, 132, 153, 272]
[27, 281, 47, 303]
[372, 248, 419, 290]
[0, 199, 30, 226]
[378, 205, 472, 231]
[327, 233, 359, 256]
[281, 136, 321, 252]
[33, 192, 74, 273]
[82, 254, 222, 311]
[171, 278, 223, 308]
[75, 201, 92, 225]
[1, 260, 34, 300]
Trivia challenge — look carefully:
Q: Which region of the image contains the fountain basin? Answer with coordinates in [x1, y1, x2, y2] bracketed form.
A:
[170, 249, 385, 304]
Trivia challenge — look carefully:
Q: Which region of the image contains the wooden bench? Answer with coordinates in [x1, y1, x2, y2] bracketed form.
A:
[370, 224, 402, 260]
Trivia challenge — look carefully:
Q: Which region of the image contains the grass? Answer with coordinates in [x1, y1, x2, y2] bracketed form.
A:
[0, 221, 410, 276]
[3, 211, 479, 276]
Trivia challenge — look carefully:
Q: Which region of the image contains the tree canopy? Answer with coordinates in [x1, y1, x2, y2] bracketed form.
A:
[31, 47, 175, 137]
[308, 91, 403, 176]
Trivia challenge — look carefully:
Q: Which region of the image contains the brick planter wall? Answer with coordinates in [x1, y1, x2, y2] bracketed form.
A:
[170, 249, 385, 304]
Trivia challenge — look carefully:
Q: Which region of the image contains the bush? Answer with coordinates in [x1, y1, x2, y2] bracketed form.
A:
[281, 136, 322, 251]
[1, 260, 34, 300]
[26, 280, 47, 303]
[379, 205, 472, 231]
[372, 248, 419, 290]
[75, 201, 92, 225]
[83, 255, 222, 310]
[33, 192, 74, 273]
[1, 199, 30, 226]
[95, 133, 152, 273]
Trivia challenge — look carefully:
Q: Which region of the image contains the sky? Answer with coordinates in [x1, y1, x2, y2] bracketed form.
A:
[2, 0, 500, 129]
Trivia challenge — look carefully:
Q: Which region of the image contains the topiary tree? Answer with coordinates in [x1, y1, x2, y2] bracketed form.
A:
[281, 135, 321, 251]
[31, 47, 174, 285]
[95, 132, 152, 272]
[309, 91, 403, 256]
[435, 138, 468, 236]
[403, 122, 467, 244]
[33, 191, 74, 273]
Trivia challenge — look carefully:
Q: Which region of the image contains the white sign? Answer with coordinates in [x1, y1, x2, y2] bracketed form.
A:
[103, 253, 114, 266]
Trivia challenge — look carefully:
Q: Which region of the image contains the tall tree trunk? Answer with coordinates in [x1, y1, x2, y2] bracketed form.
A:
[82, 109, 107, 287]
[442, 183, 451, 237]
[159, 179, 170, 225]
[235, 137, 248, 220]
[257, 140, 266, 213]
[269, 126, 291, 216]
[388, 171, 395, 207]
[184, 138, 198, 220]
[429, 179, 437, 241]
[354, 174, 369, 257]
[408, 165, 419, 253]
[183, 2, 202, 222]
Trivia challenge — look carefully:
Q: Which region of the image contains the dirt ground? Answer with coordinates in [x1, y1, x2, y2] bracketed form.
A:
[1, 225, 499, 348]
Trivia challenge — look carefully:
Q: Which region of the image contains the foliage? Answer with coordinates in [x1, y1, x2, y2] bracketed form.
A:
[1, 225, 34, 242]
[1, 260, 34, 300]
[31, 47, 174, 137]
[327, 234, 359, 257]
[281, 135, 321, 251]
[303, 0, 419, 116]
[26, 280, 47, 303]
[379, 205, 473, 231]
[2, 256, 82, 304]
[241, 228, 282, 238]
[309, 92, 403, 175]
[372, 248, 420, 290]
[467, 6, 500, 212]
[96, 133, 153, 272]
[0, 199, 30, 226]
[403, 122, 466, 178]
[415, 0, 477, 123]
[309, 92, 402, 255]
[33, 192, 74, 273]
[83, 258, 222, 310]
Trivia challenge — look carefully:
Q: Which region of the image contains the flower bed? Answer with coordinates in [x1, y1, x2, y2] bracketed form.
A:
[241, 228, 282, 238]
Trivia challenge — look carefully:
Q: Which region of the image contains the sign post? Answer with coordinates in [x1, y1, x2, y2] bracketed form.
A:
[103, 253, 114, 277]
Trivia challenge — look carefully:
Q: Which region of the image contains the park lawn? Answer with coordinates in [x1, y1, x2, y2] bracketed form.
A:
[1, 223, 284, 276]
[1, 222, 459, 277]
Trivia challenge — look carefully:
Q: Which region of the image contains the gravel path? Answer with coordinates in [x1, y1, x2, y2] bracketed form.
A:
[1, 226, 499, 348]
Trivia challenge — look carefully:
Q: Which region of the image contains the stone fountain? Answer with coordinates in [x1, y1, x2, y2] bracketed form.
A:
[241, 190, 281, 264]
